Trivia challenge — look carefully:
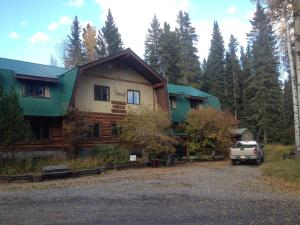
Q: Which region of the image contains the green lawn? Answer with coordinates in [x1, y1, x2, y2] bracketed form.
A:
[262, 145, 300, 182]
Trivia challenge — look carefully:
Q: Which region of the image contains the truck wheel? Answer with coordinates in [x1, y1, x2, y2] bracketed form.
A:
[256, 158, 261, 166]
[231, 160, 236, 165]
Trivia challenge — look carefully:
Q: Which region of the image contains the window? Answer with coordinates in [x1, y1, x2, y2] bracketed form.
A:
[88, 123, 101, 138]
[94, 85, 110, 101]
[127, 90, 140, 105]
[169, 96, 176, 109]
[24, 81, 46, 97]
[111, 123, 120, 138]
[190, 101, 200, 109]
[31, 122, 50, 139]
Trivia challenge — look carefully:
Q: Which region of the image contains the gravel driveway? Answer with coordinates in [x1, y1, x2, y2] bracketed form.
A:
[0, 162, 299, 225]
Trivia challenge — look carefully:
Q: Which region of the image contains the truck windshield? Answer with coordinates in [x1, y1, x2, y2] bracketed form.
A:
[236, 142, 257, 148]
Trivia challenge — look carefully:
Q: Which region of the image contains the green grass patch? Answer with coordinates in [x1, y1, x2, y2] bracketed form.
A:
[262, 145, 300, 182]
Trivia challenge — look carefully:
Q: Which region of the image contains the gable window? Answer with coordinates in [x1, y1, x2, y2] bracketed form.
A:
[94, 85, 110, 101]
[127, 90, 140, 105]
[169, 96, 177, 109]
[24, 81, 46, 98]
[31, 122, 50, 139]
[88, 123, 101, 138]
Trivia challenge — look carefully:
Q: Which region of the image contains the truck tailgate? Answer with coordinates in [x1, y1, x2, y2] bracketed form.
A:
[230, 147, 256, 156]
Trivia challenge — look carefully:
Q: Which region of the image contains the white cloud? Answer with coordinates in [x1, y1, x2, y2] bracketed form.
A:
[68, 0, 84, 7]
[30, 32, 50, 44]
[195, 20, 212, 60]
[246, 10, 255, 20]
[227, 6, 237, 14]
[48, 16, 72, 31]
[95, 0, 190, 58]
[20, 21, 28, 27]
[10, 31, 20, 39]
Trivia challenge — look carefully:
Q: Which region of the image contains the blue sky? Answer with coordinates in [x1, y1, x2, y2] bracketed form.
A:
[0, 0, 255, 66]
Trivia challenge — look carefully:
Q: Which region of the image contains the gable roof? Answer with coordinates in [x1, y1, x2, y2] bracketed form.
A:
[167, 84, 221, 110]
[79, 48, 166, 85]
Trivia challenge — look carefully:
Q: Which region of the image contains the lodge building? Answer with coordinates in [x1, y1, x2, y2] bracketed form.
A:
[0, 48, 220, 158]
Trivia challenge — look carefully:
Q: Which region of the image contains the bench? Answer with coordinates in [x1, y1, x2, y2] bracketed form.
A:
[42, 165, 72, 181]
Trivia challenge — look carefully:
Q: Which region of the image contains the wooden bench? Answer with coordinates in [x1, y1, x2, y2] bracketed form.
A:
[42, 165, 72, 181]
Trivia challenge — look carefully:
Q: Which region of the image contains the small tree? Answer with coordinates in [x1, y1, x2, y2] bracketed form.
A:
[0, 90, 31, 157]
[64, 108, 90, 158]
[185, 108, 237, 157]
[120, 107, 177, 158]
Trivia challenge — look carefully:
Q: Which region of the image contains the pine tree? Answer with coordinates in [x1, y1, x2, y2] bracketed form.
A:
[83, 23, 97, 62]
[144, 15, 162, 74]
[246, 2, 283, 143]
[64, 16, 84, 68]
[176, 10, 200, 85]
[101, 9, 123, 55]
[282, 75, 294, 144]
[159, 22, 181, 83]
[204, 21, 225, 104]
[224, 35, 241, 117]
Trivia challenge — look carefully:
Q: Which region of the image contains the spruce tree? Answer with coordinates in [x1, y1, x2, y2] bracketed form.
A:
[144, 15, 162, 74]
[204, 21, 225, 104]
[239, 46, 252, 126]
[246, 2, 283, 143]
[282, 76, 294, 144]
[101, 9, 123, 55]
[65, 16, 84, 68]
[0, 91, 31, 157]
[95, 30, 107, 58]
[176, 11, 200, 85]
[224, 35, 241, 116]
[159, 22, 181, 83]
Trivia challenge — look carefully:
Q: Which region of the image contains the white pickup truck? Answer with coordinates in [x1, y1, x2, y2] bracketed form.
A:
[230, 141, 264, 165]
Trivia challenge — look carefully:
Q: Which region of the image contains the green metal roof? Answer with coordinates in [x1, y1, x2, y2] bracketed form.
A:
[0, 58, 77, 117]
[167, 84, 221, 123]
[0, 57, 68, 78]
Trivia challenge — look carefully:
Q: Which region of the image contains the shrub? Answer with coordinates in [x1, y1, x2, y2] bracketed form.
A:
[185, 108, 237, 157]
[119, 107, 177, 158]
[93, 144, 129, 164]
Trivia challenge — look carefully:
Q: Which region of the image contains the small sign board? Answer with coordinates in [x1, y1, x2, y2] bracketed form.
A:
[130, 155, 137, 162]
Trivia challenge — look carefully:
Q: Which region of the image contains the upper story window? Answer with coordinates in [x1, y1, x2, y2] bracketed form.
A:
[190, 101, 199, 109]
[94, 85, 110, 101]
[24, 81, 47, 98]
[127, 90, 140, 105]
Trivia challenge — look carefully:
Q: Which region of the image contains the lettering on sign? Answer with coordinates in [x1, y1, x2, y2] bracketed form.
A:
[111, 100, 127, 114]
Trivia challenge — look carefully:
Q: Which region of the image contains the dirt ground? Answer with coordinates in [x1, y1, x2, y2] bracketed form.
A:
[0, 161, 299, 225]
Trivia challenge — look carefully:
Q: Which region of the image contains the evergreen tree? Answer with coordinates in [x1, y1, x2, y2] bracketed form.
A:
[224, 35, 241, 116]
[239, 45, 252, 126]
[176, 10, 200, 85]
[282, 75, 294, 144]
[159, 22, 181, 83]
[83, 23, 97, 62]
[0, 91, 31, 157]
[95, 30, 107, 58]
[64, 16, 84, 68]
[101, 9, 123, 55]
[144, 15, 162, 74]
[204, 21, 225, 103]
[246, 2, 283, 143]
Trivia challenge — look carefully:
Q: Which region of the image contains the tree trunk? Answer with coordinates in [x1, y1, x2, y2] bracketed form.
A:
[290, 12, 300, 157]
[286, 20, 300, 153]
